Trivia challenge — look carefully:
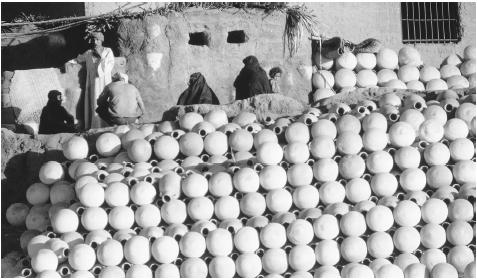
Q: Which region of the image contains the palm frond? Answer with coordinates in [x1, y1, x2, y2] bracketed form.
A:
[283, 5, 319, 58]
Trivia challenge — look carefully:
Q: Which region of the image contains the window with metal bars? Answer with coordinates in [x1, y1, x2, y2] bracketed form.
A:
[401, 2, 462, 44]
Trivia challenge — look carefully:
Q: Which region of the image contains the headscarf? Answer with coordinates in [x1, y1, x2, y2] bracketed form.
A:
[47, 90, 62, 106]
[234, 55, 272, 100]
[177, 72, 220, 105]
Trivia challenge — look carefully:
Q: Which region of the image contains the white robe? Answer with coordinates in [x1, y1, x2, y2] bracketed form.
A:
[73, 47, 115, 129]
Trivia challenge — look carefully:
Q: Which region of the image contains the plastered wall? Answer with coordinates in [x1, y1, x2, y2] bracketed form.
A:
[116, 8, 312, 122]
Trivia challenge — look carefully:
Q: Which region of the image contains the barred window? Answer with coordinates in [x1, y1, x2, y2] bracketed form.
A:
[401, 2, 462, 44]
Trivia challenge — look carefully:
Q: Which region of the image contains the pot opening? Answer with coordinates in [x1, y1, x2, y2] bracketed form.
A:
[89, 154, 98, 163]
[21, 268, 32, 277]
[150, 263, 158, 272]
[128, 178, 137, 186]
[418, 141, 429, 149]
[175, 167, 185, 175]
[46, 231, 56, 238]
[201, 228, 209, 236]
[444, 103, 454, 112]
[149, 159, 158, 167]
[174, 258, 183, 265]
[231, 253, 239, 260]
[359, 152, 368, 160]
[333, 155, 342, 163]
[199, 129, 207, 137]
[60, 266, 70, 276]
[254, 164, 263, 172]
[337, 107, 346, 115]
[145, 176, 153, 183]
[93, 266, 102, 275]
[148, 139, 156, 145]
[22, 259, 30, 267]
[63, 248, 70, 257]
[358, 106, 367, 114]
[255, 248, 265, 257]
[98, 173, 106, 181]
[274, 126, 283, 135]
[279, 161, 289, 170]
[305, 117, 313, 126]
[329, 116, 337, 123]
[414, 102, 423, 110]
[201, 154, 210, 162]
[362, 173, 372, 182]
[227, 226, 235, 234]
[122, 262, 131, 271]
[389, 113, 399, 122]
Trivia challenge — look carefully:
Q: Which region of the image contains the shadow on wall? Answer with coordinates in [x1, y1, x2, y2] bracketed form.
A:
[2, 24, 121, 72]
[2, 25, 89, 71]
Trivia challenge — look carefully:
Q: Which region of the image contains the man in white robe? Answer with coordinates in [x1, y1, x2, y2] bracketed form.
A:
[68, 32, 115, 130]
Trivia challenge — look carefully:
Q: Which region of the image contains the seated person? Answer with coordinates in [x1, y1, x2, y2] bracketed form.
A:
[233, 55, 272, 100]
[177, 72, 220, 105]
[269, 67, 283, 93]
[96, 73, 146, 126]
[39, 90, 76, 134]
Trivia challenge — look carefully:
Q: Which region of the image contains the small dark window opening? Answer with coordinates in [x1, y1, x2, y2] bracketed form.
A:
[189, 32, 210, 46]
[227, 30, 249, 44]
[401, 2, 462, 44]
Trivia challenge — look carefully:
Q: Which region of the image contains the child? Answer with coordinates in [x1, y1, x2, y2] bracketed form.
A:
[269, 67, 283, 93]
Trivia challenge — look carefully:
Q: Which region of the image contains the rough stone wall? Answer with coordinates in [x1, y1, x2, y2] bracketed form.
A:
[117, 8, 312, 122]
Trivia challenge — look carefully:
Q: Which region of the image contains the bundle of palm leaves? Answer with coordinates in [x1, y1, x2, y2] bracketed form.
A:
[283, 5, 319, 58]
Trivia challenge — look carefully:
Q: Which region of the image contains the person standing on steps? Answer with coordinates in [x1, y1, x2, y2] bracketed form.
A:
[67, 31, 115, 130]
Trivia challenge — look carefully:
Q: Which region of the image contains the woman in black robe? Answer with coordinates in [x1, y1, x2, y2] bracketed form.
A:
[39, 90, 76, 134]
[234, 55, 272, 100]
[177, 72, 220, 105]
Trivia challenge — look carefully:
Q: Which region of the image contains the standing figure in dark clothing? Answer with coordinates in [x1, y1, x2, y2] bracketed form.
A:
[177, 72, 220, 105]
[39, 90, 76, 134]
[233, 55, 272, 100]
